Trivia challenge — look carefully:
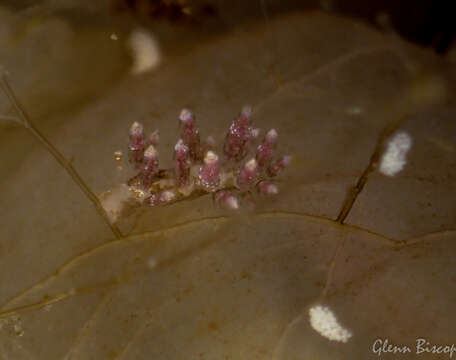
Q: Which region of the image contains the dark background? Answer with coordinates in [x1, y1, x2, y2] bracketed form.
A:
[2, 0, 455, 53]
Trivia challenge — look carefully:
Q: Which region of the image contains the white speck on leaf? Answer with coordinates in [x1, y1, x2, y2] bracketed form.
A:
[309, 305, 352, 343]
[379, 132, 412, 176]
[127, 28, 161, 75]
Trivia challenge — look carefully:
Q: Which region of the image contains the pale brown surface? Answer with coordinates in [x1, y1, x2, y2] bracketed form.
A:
[0, 7, 455, 360]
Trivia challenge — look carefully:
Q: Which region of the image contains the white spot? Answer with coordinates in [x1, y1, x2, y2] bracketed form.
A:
[309, 305, 352, 343]
[245, 158, 258, 171]
[266, 129, 278, 142]
[129, 121, 143, 136]
[379, 132, 412, 176]
[144, 144, 158, 159]
[204, 151, 218, 164]
[113, 150, 123, 162]
[99, 184, 134, 223]
[110, 33, 118, 41]
[128, 28, 161, 75]
[179, 109, 193, 123]
[160, 190, 176, 203]
[175, 139, 188, 152]
[226, 195, 239, 209]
